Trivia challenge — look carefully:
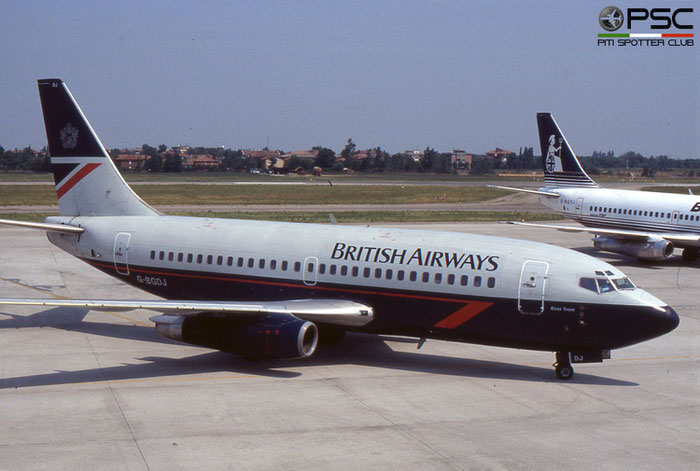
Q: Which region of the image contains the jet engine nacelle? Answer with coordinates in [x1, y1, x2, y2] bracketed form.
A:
[593, 237, 674, 261]
[154, 313, 318, 359]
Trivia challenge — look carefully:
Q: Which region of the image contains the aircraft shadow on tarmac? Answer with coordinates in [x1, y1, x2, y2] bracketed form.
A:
[0, 307, 638, 389]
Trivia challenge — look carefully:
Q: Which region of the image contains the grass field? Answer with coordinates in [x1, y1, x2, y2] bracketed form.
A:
[0, 211, 563, 224]
[0, 184, 509, 206]
[642, 186, 700, 194]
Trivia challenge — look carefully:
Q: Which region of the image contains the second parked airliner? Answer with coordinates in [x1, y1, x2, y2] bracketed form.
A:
[493, 113, 700, 262]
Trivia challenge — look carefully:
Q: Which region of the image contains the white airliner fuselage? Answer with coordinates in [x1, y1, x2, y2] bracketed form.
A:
[496, 113, 700, 261]
[540, 188, 700, 242]
[0, 80, 681, 381]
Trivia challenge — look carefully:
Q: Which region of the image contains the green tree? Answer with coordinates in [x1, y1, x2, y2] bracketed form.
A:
[312, 146, 336, 168]
[146, 154, 163, 172]
[421, 147, 439, 172]
[142, 144, 158, 158]
[340, 138, 356, 163]
[163, 153, 183, 172]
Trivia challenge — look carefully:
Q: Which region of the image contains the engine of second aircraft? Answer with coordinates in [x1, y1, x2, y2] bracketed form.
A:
[593, 237, 674, 260]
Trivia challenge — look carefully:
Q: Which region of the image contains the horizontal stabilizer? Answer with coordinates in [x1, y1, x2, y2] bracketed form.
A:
[487, 185, 560, 197]
[0, 218, 84, 234]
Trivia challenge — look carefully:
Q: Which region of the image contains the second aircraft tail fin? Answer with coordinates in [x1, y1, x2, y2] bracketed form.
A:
[37, 79, 158, 217]
[536, 113, 598, 189]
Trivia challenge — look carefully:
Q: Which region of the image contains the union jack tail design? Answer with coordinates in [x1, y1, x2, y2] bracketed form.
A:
[536, 113, 599, 189]
[37, 79, 157, 217]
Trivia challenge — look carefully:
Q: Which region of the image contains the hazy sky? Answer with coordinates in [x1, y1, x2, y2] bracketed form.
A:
[1, 1, 697, 157]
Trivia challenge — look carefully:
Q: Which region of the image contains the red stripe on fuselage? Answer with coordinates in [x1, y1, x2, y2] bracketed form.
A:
[433, 301, 493, 329]
[56, 163, 101, 199]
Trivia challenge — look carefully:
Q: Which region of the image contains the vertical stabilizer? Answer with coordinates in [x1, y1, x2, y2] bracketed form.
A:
[37, 79, 158, 216]
[536, 113, 598, 188]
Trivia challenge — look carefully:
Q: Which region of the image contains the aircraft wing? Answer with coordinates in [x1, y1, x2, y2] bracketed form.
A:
[0, 297, 374, 327]
[487, 185, 560, 197]
[501, 221, 700, 243]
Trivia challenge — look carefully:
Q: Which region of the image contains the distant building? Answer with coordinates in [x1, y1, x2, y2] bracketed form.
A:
[451, 149, 472, 174]
[281, 149, 318, 161]
[182, 154, 219, 169]
[352, 149, 378, 160]
[403, 149, 424, 162]
[485, 147, 515, 167]
[113, 154, 147, 171]
[242, 149, 283, 170]
[172, 145, 191, 155]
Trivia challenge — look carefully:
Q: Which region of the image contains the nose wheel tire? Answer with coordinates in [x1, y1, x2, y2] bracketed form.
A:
[554, 351, 574, 380]
[555, 363, 574, 380]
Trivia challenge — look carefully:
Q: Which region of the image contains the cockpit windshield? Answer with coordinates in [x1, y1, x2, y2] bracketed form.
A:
[612, 277, 635, 290]
[578, 275, 635, 294]
[597, 278, 615, 293]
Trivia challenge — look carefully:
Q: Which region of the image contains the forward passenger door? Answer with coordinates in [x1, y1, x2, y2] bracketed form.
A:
[518, 260, 548, 314]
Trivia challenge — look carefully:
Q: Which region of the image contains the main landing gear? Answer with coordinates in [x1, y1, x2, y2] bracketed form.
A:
[554, 351, 574, 380]
[682, 248, 699, 262]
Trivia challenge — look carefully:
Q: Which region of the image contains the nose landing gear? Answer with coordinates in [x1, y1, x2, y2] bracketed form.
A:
[554, 351, 574, 380]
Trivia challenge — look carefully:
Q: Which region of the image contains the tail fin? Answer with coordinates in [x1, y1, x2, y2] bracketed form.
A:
[536, 113, 598, 188]
[37, 79, 158, 217]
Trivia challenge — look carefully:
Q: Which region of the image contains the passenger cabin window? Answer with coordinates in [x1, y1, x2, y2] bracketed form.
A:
[474, 276, 482, 287]
[363, 267, 370, 278]
[434, 273, 442, 284]
[270, 260, 277, 270]
[168, 252, 174, 261]
[307, 262, 314, 272]
[487, 277, 495, 288]
[341, 266, 348, 276]
[397, 270, 405, 281]
[187, 254, 193, 263]
[259, 259, 265, 269]
[422, 272, 429, 283]
[217, 256, 223, 265]
[248, 258, 254, 268]
[409, 271, 417, 282]
[447, 274, 455, 285]
[318, 263, 326, 274]
[238, 257, 244, 267]
[385, 269, 393, 280]
[374, 268, 382, 279]
[329, 264, 336, 275]
[460, 275, 468, 286]
[227, 257, 233, 266]
[294, 262, 301, 272]
[150, 251, 155, 260]
[197, 254, 203, 264]
[159, 251, 165, 261]
[281, 261, 288, 271]
[206, 255, 213, 264]
[351, 266, 358, 277]
[178, 253, 183, 262]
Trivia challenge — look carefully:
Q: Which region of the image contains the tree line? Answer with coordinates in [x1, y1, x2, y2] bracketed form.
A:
[1, 143, 698, 175]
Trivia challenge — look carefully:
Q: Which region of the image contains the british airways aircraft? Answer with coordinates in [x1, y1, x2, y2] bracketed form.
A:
[0, 80, 679, 380]
[493, 113, 700, 262]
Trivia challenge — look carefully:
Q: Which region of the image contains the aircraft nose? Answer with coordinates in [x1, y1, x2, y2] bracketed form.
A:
[663, 306, 680, 333]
